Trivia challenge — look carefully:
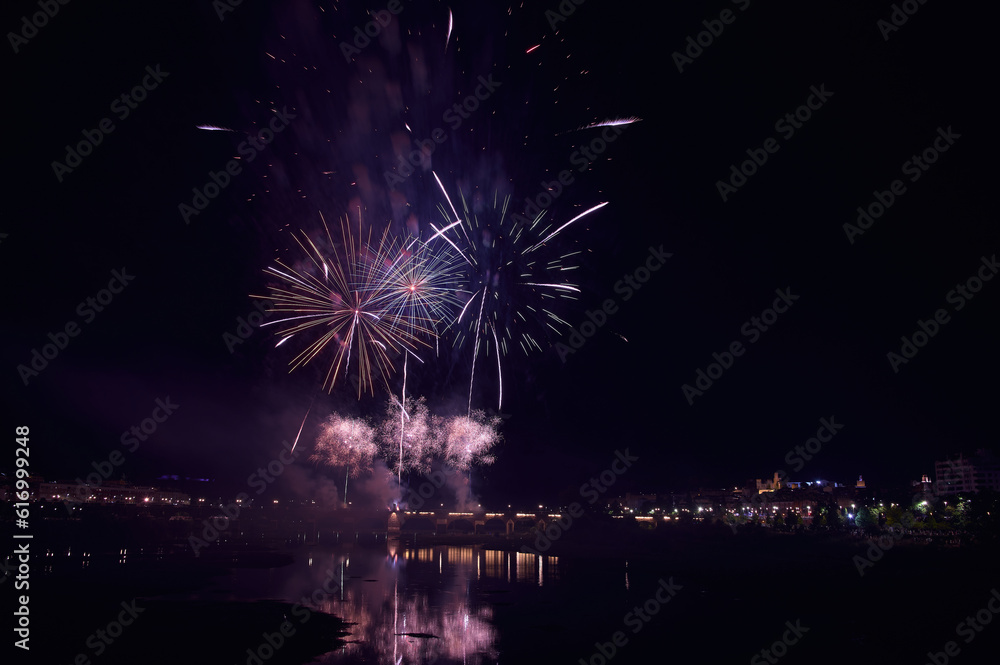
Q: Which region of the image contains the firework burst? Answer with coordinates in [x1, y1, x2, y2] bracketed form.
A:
[439, 411, 501, 471]
[378, 395, 439, 477]
[431, 174, 607, 412]
[258, 213, 437, 397]
[366, 235, 468, 344]
[312, 414, 378, 504]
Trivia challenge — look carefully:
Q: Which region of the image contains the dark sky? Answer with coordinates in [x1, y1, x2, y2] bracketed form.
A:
[3, 1, 996, 506]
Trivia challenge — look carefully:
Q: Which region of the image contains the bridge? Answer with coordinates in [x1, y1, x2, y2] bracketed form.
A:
[388, 510, 561, 535]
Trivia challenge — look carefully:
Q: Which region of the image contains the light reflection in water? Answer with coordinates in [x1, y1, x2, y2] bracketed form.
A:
[290, 541, 558, 664]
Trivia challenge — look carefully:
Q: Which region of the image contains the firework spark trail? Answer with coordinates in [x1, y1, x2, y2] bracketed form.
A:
[490, 324, 502, 412]
[581, 116, 643, 129]
[428, 218, 463, 239]
[428, 223, 471, 266]
[433, 171, 461, 223]
[290, 405, 311, 454]
[195, 124, 238, 132]
[399, 354, 406, 487]
[521, 283, 581, 293]
[432, 171, 473, 248]
[467, 288, 487, 415]
[526, 201, 608, 252]
[387, 352, 425, 492]
[445, 8, 453, 51]
[554, 116, 643, 136]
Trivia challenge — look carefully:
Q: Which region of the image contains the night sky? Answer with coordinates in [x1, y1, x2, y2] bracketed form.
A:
[4, 1, 996, 506]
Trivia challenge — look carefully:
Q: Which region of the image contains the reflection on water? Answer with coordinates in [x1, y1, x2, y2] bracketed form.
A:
[27, 538, 562, 664]
[271, 539, 559, 664]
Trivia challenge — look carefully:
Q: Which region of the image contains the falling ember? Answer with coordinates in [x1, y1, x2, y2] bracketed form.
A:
[555, 116, 643, 136]
[290, 406, 311, 453]
[445, 8, 453, 51]
[580, 116, 643, 129]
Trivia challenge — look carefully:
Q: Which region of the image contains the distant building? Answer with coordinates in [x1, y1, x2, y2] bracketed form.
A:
[935, 449, 1000, 494]
[912, 474, 933, 495]
[755, 472, 784, 494]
